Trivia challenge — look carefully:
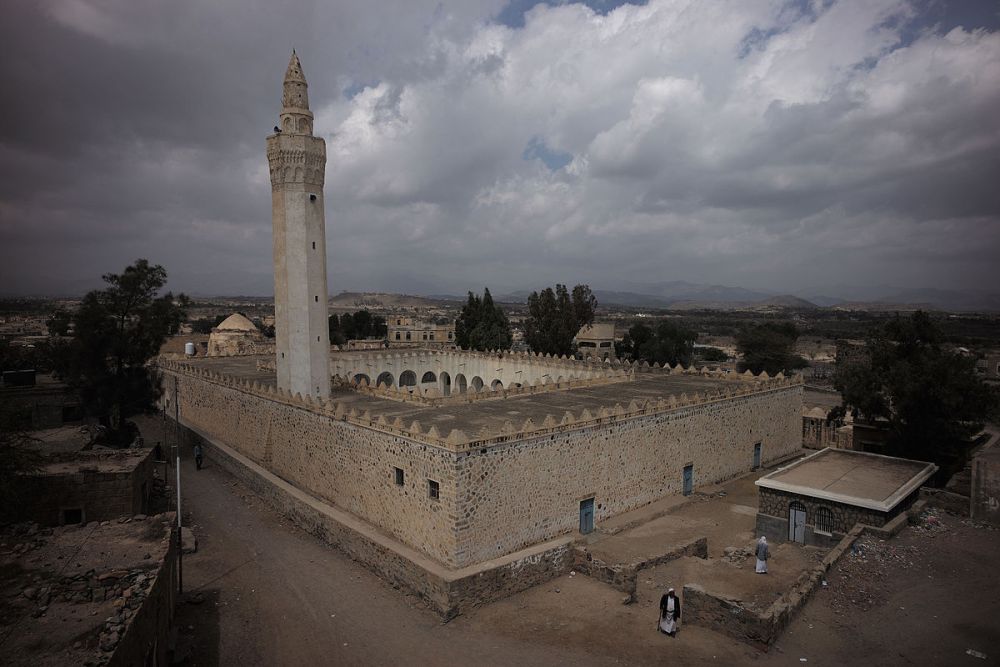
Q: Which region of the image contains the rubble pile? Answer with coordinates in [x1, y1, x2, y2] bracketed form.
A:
[827, 536, 919, 612]
[722, 545, 753, 567]
[913, 509, 949, 535]
[95, 568, 157, 656]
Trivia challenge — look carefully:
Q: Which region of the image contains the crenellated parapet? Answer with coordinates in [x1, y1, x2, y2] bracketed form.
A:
[155, 356, 802, 455]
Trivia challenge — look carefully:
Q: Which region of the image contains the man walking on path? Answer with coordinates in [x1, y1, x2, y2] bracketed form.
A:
[193, 443, 204, 470]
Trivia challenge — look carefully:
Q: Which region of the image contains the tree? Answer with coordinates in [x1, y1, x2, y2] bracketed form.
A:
[617, 321, 697, 366]
[190, 315, 226, 334]
[46, 309, 72, 337]
[51, 259, 188, 446]
[697, 346, 729, 363]
[834, 311, 998, 465]
[735, 322, 808, 375]
[524, 284, 598, 356]
[455, 288, 512, 351]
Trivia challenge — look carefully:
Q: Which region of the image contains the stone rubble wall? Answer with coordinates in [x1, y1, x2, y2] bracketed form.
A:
[455, 387, 801, 565]
[158, 359, 801, 568]
[190, 423, 573, 618]
[574, 536, 708, 596]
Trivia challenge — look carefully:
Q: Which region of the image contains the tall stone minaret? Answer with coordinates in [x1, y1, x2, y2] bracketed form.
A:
[267, 51, 330, 398]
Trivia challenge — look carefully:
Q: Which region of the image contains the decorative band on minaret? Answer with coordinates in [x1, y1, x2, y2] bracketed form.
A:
[267, 51, 331, 398]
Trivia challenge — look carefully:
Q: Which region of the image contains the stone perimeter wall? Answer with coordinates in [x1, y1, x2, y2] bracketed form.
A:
[160, 365, 800, 569]
[455, 388, 802, 564]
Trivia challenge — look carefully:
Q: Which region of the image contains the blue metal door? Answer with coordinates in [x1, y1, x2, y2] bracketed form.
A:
[753, 443, 762, 470]
[682, 464, 693, 496]
[579, 498, 595, 534]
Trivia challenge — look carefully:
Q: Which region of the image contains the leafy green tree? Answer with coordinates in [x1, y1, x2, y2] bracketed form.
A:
[50, 259, 188, 446]
[736, 322, 808, 375]
[639, 320, 697, 367]
[46, 309, 72, 337]
[190, 315, 226, 334]
[455, 288, 512, 351]
[697, 346, 729, 363]
[834, 311, 998, 464]
[524, 284, 598, 356]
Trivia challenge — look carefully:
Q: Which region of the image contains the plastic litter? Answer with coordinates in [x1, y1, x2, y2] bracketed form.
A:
[966, 649, 987, 660]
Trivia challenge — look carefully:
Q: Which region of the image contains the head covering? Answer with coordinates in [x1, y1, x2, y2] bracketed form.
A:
[667, 588, 675, 594]
[759, 536, 767, 544]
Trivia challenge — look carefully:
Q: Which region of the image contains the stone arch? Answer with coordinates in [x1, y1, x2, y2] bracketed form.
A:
[399, 370, 417, 388]
[297, 117, 309, 133]
[282, 117, 292, 132]
[440, 371, 451, 397]
[491, 379, 504, 391]
[294, 167, 304, 181]
[284, 166, 293, 181]
[353, 373, 371, 387]
[471, 376, 484, 392]
[455, 374, 468, 394]
[421, 371, 437, 384]
[375, 371, 394, 388]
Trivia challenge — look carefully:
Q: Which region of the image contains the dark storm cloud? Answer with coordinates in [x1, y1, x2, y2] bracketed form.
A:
[0, 0, 998, 299]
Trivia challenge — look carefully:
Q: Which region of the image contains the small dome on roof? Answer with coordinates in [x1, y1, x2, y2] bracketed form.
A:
[215, 313, 258, 332]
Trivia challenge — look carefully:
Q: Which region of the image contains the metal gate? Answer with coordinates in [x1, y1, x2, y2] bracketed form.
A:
[682, 464, 694, 496]
[579, 498, 595, 534]
[789, 501, 807, 543]
[753, 443, 762, 470]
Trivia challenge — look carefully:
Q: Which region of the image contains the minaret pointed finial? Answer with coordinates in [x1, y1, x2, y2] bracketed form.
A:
[278, 51, 312, 134]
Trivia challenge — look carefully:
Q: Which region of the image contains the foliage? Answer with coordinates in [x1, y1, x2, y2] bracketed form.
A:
[455, 288, 512, 351]
[329, 310, 387, 345]
[0, 404, 44, 519]
[616, 321, 697, 366]
[189, 315, 226, 334]
[46, 309, 73, 337]
[735, 321, 809, 375]
[834, 311, 998, 463]
[524, 284, 597, 356]
[696, 346, 729, 362]
[49, 259, 188, 445]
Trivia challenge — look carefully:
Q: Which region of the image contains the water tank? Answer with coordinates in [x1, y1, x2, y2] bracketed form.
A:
[184, 342, 196, 357]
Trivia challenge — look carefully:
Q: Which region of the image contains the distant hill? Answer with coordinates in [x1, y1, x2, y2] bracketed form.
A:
[328, 291, 457, 309]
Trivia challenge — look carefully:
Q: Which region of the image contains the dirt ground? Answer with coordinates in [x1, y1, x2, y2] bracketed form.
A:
[141, 410, 999, 666]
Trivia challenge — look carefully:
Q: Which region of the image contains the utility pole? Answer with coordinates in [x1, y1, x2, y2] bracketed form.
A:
[174, 376, 183, 594]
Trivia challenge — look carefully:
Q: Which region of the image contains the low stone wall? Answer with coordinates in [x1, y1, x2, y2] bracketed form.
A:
[109, 521, 178, 667]
[183, 421, 572, 618]
[574, 537, 708, 596]
[684, 526, 863, 649]
[920, 487, 970, 517]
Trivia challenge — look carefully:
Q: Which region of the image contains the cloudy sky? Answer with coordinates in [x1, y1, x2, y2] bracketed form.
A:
[1, 0, 998, 299]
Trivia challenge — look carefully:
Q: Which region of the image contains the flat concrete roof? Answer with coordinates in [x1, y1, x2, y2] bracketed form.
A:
[184, 354, 760, 435]
[755, 448, 937, 512]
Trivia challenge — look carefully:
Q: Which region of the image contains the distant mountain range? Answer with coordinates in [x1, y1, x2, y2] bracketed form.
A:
[491, 282, 1000, 312]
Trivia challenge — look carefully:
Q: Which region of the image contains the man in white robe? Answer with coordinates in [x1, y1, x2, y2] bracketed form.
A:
[755, 535, 770, 573]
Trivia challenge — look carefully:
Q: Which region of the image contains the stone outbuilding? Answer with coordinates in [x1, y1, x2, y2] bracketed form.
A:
[575, 323, 615, 360]
[755, 448, 937, 547]
[207, 313, 266, 357]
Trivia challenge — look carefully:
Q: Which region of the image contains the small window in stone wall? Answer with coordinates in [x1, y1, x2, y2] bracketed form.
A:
[394, 467, 404, 486]
[815, 506, 834, 533]
[428, 479, 440, 500]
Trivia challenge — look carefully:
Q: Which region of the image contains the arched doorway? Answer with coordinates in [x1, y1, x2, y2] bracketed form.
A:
[454, 374, 468, 394]
[399, 370, 417, 391]
[491, 379, 504, 391]
[471, 376, 484, 392]
[376, 371, 394, 388]
[440, 371, 451, 397]
[353, 373, 371, 387]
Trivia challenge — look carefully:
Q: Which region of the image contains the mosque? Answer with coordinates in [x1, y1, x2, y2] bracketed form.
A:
[157, 53, 803, 616]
